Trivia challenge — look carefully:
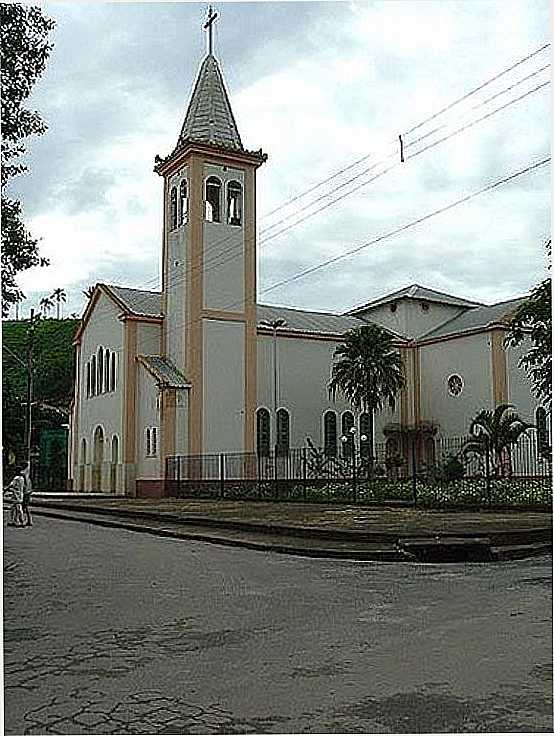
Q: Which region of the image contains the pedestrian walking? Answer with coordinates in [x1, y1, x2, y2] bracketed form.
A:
[21, 462, 33, 527]
[4, 466, 26, 527]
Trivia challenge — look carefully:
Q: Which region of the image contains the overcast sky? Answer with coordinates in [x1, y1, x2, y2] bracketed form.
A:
[9, 0, 550, 319]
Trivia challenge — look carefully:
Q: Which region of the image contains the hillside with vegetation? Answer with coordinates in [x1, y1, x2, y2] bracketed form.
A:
[2, 317, 79, 470]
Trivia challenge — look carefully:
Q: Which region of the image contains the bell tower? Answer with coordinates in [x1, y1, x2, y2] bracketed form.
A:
[154, 7, 267, 457]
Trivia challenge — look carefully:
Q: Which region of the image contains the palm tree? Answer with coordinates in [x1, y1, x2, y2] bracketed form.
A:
[328, 324, 405, 459]
[50, 288, 67, 319]
[39, 296, 54, 317]
[462, 404, 534, 477]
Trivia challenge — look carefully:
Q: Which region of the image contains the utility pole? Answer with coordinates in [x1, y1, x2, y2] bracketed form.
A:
[25, 309, 36, 472]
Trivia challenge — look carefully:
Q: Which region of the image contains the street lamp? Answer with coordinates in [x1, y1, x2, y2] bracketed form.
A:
[340, 425, 367, 503]
[260, 317, 287, 451]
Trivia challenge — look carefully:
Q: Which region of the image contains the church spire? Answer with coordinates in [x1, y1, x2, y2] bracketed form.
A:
[177, 6, 243, 152]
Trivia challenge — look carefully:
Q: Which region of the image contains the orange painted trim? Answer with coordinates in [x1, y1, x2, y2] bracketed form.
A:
[123, 321, 138, 464]
[202, 308, 247, 322]
[186, 153, 204, 456]
[416, 323, 509, 347]
[490, 328, 508, 405]
[244, 166, 257, 453]
[120, 314, 163, 324]
[155, 143, 266, 178]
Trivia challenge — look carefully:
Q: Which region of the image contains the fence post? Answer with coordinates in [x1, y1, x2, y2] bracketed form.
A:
[219, 453, 225, 499]
[352, 449, 357, 503]
[411, 437, 418, 507]
[302, 447, 307, 501]
[274, 446, 278, 500]
[484, 437, 491, 507]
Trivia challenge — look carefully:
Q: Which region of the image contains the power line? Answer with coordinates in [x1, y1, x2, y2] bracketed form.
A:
[404, 42, 550, 135]
[102, 43, 552, 301]
[258, 156, 551, 297]
[74, 55, 551, 336]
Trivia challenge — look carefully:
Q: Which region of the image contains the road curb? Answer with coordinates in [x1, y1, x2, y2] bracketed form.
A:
[30, 506, 552, 563]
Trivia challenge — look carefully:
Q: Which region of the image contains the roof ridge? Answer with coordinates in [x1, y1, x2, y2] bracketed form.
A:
[257, 302, 364, 319]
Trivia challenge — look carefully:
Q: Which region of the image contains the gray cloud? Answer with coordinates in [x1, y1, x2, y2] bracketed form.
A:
[11, 0, 550, 321]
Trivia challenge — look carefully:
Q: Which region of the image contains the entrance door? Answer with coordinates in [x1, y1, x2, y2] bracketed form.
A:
[92, 426, 104, 492]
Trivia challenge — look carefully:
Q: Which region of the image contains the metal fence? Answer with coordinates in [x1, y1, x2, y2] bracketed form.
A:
[166, 433, 552, 508]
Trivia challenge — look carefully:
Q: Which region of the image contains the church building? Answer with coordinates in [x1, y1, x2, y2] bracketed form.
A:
[69, 18, 542, 496]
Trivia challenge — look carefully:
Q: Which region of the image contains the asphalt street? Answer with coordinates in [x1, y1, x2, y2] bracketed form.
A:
[3, 513, 553, 735]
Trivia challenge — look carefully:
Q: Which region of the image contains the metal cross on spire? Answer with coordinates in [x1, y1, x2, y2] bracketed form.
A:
[203, 5, 218, 56]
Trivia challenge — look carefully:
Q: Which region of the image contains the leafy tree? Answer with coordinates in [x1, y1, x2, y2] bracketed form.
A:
[1, 4, 55, 316]
[462, 404, 534, 477]
[506, 240, 551, 406]
[328, 324, 405, 456]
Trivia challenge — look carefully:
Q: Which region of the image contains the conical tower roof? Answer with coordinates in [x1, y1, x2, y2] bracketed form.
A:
[177, 54, 243, 152]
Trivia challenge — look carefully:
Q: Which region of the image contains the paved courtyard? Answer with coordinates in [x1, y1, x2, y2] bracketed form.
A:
[3, 513, 553, 734]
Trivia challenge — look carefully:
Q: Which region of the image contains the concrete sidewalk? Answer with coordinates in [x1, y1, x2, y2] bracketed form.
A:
[30, 495, 552, 562]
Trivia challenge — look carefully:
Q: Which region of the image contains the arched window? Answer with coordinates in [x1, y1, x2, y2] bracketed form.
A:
[360, 412, 371, 457]
[151, 427, 158, 456]
[81, 438, 87, 464]
[97, 347, 104, 394]
[227, 180, 242, 226]
[205, 176, 221, 223]
[86, 363, 91, 398]
[178, 179, 188, 225]
[324, 411, 337, 457]
[341, 411, 355, 457]
[146, 428, 151, 457]
[170, 186, 178, 230]
[256, 408, 270, 456]
[104, 349, 110, 393]
[276, 408, 290, 456]
[111, 435, 119, 464]
[91, 355, 97, 396]
[110, 352, 117, 391]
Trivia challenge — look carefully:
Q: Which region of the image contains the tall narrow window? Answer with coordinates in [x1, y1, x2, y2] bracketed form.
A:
[276, 408, 290, 456]
[205, 176, 221, 223]
[81, 438, 87, 464]
[104, 349, 110, 393]
[91, 355, 97, 396]
[360, 412, 371, 457]
[146, 428, 151, 457]
[324, 411, 337, 457]
[151, 427, 158, 456]
[86, 363, 91, 398]
[111, 352, 117, 391]
[227, 180, 242, 226]
[97, 347, 104, 394]
[170, 186, 177, 230]
[341, 411, 355, 458]
[179, 179, 188, 225]
[256, 408, 271, 456]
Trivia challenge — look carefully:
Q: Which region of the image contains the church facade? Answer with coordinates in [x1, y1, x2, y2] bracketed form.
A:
[68, 38, 541, 497]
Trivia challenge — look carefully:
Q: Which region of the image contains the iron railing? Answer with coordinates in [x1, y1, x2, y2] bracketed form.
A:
[166, 433, 552, 508]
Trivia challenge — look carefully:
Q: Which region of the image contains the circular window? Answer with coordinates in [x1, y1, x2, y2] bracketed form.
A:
[447, 374, 464, 396]
[390, 302, 397, 313]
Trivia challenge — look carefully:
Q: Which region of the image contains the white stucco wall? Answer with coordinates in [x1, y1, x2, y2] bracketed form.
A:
[203, 163, 245, 313]
[256, 334, 399, 449]
[506, 337, 541, 423]
[203, 319, 245, 453]
[136, 364, 161, 479]
[136, 321, 162, 356]
[76, 292, 124, 492]
[358, 299, 468, 338]
[419, 332, 492, 437]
